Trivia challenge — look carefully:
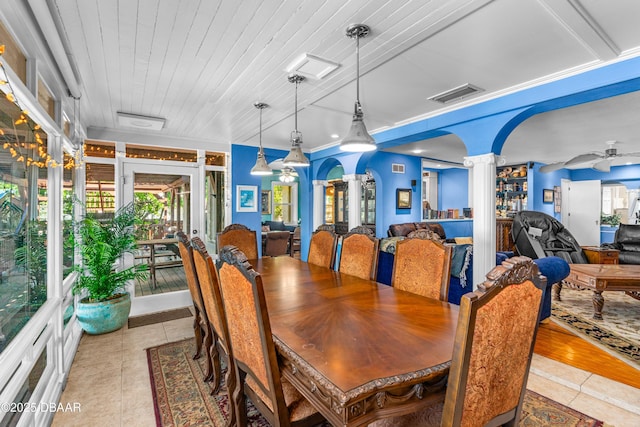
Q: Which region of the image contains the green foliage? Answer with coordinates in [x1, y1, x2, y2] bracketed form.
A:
[601, 212, 621, 226]
[14, 220, 48, 306]
[134, 192, 165, 240]
[73, 202, 148, 302]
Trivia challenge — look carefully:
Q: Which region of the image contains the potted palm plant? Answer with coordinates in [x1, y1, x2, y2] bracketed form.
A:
[73, 202, 147, 334]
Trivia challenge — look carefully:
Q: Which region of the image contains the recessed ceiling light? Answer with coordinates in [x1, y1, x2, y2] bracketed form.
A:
[117, 112, 165, 131]
[285, 53, 340, 80]
[412, 149, 423, 154]
[331, 134, 340, 139]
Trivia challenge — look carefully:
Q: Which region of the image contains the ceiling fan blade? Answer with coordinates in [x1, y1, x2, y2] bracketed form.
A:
[539, 162, 566, 173]
[592, 159, 611, 172]
[565, 153, 603, 165]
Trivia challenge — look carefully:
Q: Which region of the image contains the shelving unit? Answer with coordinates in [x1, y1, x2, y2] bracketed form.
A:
[496, 164, 529, 218]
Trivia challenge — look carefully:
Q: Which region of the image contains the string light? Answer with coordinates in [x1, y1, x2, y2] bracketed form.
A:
[0, 44, 62, 169]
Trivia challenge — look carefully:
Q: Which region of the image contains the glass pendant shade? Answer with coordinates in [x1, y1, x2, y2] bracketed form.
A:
[250, 102, 273, 176]
[340, 24, 376, 153]
[283, 74, 310, 167]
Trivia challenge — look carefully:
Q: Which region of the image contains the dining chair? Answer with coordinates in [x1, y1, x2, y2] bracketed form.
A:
[217, 223, 258, 259]
[391, 231, 452, 301]
[316, 223, 335, 232]
[216, 245, 327, 427]
[338, 226, 379, 280]
[263, 230, 291, 257]
[190, 237, 239, 426]
[370, 256, 547, 427]
[176, 231, 214, 382]
[307, 228, 338, 269]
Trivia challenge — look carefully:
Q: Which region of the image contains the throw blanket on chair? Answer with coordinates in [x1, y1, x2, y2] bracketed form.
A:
[450, 243, 473, 287]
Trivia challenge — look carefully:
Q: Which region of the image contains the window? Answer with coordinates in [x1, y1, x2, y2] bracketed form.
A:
[271, 183, 298, 224]
[602, 184, 628, 222]
[0, 94, 49, 354]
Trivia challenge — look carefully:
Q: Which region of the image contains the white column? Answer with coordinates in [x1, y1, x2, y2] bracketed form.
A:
[343, 174, 363, 231]
[464, 153, 504, 289]
[312, 180, 328, 230]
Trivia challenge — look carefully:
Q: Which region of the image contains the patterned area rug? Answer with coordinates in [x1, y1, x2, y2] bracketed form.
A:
[552, 287, 640, 368]
[147, 338, 605, 427]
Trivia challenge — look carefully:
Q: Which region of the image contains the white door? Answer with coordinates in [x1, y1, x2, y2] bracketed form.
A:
[564, 179, 601, 246]
[123, 161, 201, 316]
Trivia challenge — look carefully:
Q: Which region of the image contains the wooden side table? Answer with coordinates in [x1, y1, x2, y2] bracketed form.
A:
[581, 246, 619, 264]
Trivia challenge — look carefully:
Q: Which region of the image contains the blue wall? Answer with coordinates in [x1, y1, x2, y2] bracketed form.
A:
[439, 168, 469, 214]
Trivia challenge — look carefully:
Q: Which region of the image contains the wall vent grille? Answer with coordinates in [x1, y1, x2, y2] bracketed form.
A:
[392, 163, 405, 174]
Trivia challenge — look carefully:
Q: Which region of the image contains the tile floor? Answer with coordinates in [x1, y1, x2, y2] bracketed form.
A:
[52, 311, 640, 427]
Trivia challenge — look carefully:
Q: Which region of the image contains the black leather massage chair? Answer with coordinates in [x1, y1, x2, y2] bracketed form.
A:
[511, 211, 589, 264]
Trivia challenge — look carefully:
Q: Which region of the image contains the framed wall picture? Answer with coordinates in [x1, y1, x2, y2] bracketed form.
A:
[543, 188, 553, 204]
[261, 190, 271, 214]
[236, 185, 258, 212]
[396, 188, 412, 209]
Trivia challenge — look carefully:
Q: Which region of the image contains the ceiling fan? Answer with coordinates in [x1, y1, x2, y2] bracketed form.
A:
[539, 141, 640, 173]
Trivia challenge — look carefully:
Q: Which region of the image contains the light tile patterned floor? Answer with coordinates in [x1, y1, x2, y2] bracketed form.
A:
[52, 309, 640, 427]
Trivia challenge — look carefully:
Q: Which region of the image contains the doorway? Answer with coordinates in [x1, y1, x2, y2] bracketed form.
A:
[123, 161, 200, 315]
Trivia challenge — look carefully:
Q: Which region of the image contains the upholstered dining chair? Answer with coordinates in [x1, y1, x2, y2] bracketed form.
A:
[369, 256, 547, 427]
[339, 226, 379, 280]
[217, 223, 258, 259]
[307, 227, 338, 269]
[264, 231, 291, 257]
[190, 237, 239, 427]
[392, 232, 452, 301]
[176, 231, 213, 382]
[216, 246, 327, 427]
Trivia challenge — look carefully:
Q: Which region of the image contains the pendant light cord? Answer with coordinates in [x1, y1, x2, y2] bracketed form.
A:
[294, 78, 299, 132]
[356, 33, 360, 106]
[259, 106, 263, 153]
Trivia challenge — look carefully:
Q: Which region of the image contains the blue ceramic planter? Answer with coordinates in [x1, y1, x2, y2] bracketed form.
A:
[76, 293, 131, 335]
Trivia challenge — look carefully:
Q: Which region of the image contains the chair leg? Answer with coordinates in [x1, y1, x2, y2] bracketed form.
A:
[231, 368, 247, 427]
[192, 308, 203, 360]
[201, 324, 214, 382]
[207, 337, 222, 394]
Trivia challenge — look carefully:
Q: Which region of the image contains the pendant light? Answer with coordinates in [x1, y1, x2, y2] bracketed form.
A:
[282, 74, 310, 167]
[250, 102, 273, 176]
[340, 24, 376, 152]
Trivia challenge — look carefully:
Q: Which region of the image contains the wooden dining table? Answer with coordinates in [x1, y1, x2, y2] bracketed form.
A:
[250, 256, 459, 427]
[136, 238, 180, 288]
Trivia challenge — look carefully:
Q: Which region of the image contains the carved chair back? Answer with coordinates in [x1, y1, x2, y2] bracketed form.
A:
[191, 237, 238, 425]
[442, 256, 546, 426]
[217, 223, 258, 259]
[216, 246, 325, 427]
[339, 227, 379, 280]
[392, 236, 452, 301]
[176, 231, 213, 381]
[307, 229, 338, 269]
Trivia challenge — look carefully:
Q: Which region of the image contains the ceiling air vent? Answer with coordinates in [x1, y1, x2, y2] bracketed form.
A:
[428, 83, 484, 104]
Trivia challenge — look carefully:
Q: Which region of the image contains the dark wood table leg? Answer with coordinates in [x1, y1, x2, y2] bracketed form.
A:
[553, 282, 562, 301]
[592, 290, 604, 320]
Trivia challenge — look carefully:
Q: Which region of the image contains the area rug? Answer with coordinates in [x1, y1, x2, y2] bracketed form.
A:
[552, 287, 640, 368]
[128, 307, 193, 329]
[147, 338, 605, 427]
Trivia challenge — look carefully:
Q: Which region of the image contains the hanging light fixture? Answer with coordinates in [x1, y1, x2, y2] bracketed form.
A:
[250, 102, 273, 176]
[279, 166, 296, 183]
[282, 74, 310, 167]
[340, 24, 376, 152]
